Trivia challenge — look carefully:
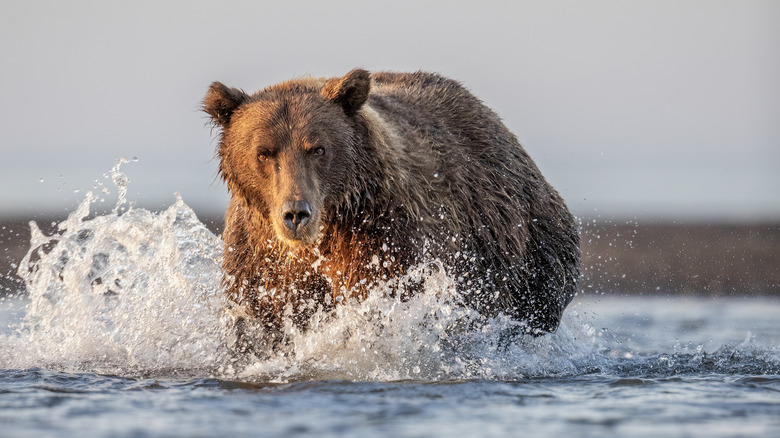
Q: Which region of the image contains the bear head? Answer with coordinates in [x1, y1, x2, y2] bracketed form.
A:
[204, 69, 372, 248]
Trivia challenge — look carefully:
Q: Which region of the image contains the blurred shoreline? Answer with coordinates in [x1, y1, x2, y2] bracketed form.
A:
[2, 215, 778, 297]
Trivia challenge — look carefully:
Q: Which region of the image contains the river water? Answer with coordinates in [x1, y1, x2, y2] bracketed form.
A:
[0, 162, 778, 437]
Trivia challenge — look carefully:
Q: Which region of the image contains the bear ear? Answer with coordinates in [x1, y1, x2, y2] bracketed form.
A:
[203, 82, 248, 126]
[321, 69, 371, 115]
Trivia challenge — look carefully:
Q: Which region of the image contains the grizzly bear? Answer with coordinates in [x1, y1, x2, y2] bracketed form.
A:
[204, 69, 580, 347]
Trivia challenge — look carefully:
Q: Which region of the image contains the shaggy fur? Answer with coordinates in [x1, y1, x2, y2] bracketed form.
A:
[204, 69, 580, 346]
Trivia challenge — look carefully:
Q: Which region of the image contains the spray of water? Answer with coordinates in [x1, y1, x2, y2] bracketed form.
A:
[3, 160, 225, 375]
[4, 160, 774, 381]
[0, 160, 603, 380]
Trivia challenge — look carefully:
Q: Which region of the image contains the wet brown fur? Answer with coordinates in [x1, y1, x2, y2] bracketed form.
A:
[204, 69, 580, 345]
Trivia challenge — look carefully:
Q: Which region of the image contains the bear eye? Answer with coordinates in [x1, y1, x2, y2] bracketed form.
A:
[312, 147, 325, 156]
[258, 153, 268, 162]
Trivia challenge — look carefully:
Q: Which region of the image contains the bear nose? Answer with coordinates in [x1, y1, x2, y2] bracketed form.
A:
[281, 200, 312, 232]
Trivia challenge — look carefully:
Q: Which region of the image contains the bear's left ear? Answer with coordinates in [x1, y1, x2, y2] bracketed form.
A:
[321, 69, 371, 115]
[203, 82, 248, 126]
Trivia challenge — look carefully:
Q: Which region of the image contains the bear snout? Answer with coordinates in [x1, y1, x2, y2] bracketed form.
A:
[281, 200, 313, 233]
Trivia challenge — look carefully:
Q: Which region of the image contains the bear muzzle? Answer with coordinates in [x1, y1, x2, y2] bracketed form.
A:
[276, 200, 321, 246]
[281, 200, 312, 232]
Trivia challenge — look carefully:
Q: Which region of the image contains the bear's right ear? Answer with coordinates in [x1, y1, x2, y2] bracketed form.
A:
[321, 69, 371, 115]
[203, 82, 248, 126]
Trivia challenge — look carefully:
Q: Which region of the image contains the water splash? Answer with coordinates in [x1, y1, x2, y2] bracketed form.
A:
[109, 157, 133, 214]
[2, 160, 777, 381]
[6, 159, 226, 374]
[230, 270, 599, 382]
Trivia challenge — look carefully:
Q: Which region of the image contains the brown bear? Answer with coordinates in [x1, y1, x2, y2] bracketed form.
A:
[204, 69, 580, 348]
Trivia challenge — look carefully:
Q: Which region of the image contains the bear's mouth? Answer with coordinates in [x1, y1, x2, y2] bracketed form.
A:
[279, 228, 319, 247]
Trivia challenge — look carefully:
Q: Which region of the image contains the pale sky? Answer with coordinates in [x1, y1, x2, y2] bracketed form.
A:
[1, 1, 778, 221]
